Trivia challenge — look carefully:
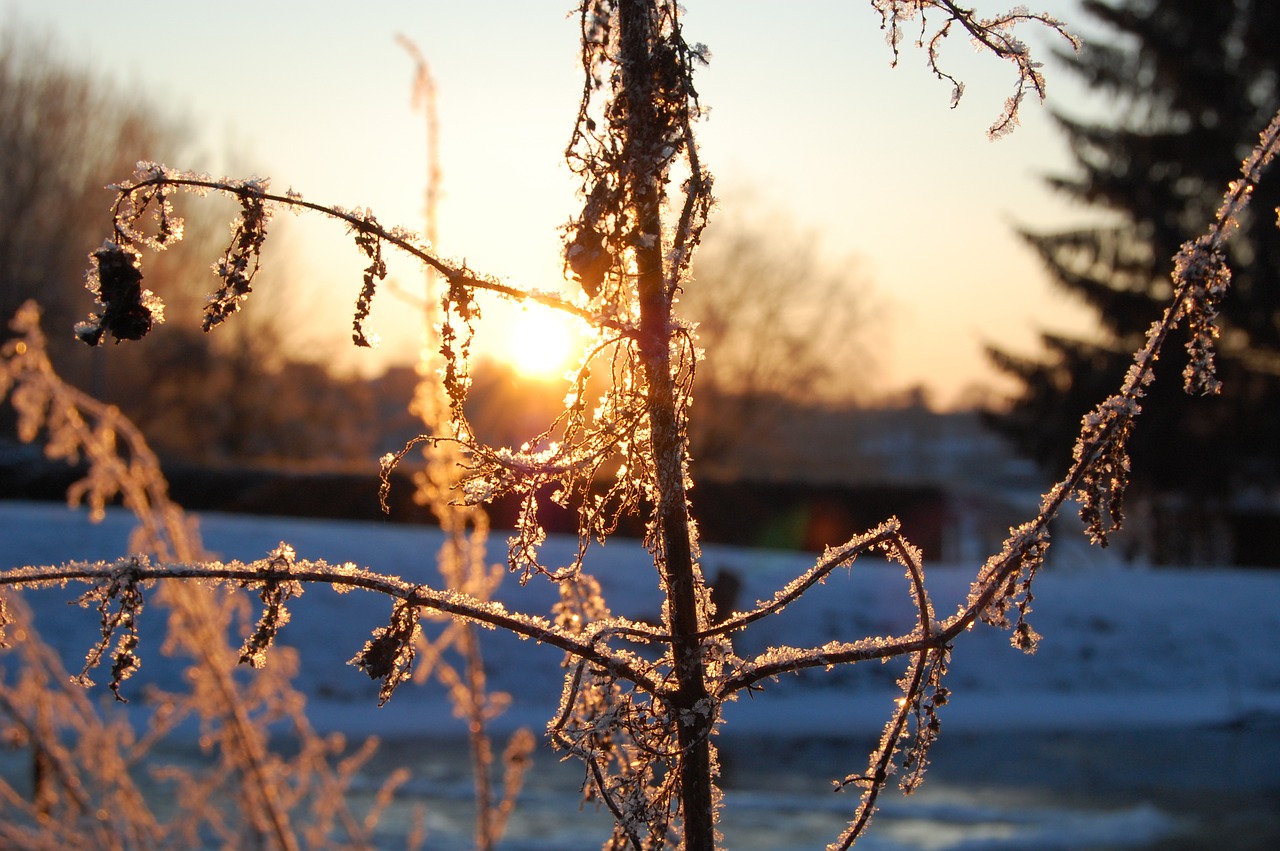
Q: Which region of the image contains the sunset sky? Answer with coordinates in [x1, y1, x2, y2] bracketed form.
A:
[3, 0, 1111, 408]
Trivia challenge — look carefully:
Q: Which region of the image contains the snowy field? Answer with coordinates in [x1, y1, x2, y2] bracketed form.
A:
[3, 499, 1279, 849]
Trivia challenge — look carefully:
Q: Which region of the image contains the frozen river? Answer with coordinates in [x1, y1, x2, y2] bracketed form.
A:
[262, 720, 1280, 849]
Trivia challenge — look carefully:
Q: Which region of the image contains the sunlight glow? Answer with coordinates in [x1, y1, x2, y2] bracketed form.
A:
[495, 304, 584, 380]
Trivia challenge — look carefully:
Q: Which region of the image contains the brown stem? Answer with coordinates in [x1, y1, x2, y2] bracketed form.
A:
[115, 175, 628, 334]
[617, 2, 715, 847]
[15, 336, 300, 851]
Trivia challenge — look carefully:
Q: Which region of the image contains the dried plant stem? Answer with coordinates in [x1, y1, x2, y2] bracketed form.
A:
[159, 585, 300, 851]
[12, 4, 1278, 849]
[399, 36, 531, 846]
[616, 3, 716, 847]
[1, 304, 301, 849]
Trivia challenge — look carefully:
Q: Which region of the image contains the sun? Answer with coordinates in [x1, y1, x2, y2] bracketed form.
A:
[494, 304, 584, 380]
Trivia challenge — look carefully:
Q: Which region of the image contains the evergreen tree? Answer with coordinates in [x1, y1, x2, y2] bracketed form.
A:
[987, 0, 1280, 555]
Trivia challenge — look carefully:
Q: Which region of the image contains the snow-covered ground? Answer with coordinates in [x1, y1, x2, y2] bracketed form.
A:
[3, 499, 1279, 849]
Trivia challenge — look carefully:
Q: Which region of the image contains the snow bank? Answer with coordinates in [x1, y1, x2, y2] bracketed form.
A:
[3, 500, 1279, 739]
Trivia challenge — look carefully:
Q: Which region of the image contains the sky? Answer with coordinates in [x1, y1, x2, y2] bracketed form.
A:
[2, 0, 1113, 408]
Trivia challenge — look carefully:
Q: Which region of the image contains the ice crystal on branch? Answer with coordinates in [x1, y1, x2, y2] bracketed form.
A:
[74, 556, 149, 701]
[76, 241, 163, 345]
[351, 212, 388, 347]
[1173, 236, 1230, 395]
[238, 543, 303, 669]
[109, 162, 188, 251]
[1070, 395, 1134, 547]
[351, 598, 422, 706]
[205, 183, 270, 331]
[870, 1, 1077, 139]
[26, 5, 1280, 850]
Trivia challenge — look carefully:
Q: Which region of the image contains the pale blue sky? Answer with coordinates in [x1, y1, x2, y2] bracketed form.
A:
[2, 0, 1106, 407]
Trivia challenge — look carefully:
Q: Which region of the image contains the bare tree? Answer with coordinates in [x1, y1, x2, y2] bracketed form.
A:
[6, 3, 1270, 850]
[0, 28, 359, 468]
[680, 212, 875, 476]
[0, 27, 181, 358]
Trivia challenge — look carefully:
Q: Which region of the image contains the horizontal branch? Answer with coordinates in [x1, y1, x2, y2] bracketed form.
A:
[0, 555, 662, 694]
[116, 169, 634, 335]
[698, 520, 902, 638]
[724, 515, 1049, 692]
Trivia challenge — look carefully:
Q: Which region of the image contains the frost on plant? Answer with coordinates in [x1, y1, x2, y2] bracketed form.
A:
[75, 241, 164, 345]
[73, 556, 148, 701]
[0, 303, 417, 848]
[351, 597, 422, 705]
[5, 2, 1278, 850]
[238, 542, 304, 669]
[870, 1, 1078, 138]
[206, 181, 270, 331]
[351, 211, 387, 347]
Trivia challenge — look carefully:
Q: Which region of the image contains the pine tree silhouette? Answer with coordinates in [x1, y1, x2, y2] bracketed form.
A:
[988, 0, 1280, 562]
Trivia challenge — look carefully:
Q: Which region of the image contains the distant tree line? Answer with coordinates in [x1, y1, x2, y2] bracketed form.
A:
[0, 28, 385, 468]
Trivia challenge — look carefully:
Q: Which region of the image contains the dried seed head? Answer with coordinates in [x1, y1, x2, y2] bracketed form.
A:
[77, 243, 162, 345]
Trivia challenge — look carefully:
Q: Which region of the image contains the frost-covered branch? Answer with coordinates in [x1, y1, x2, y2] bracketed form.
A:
[711, 518, 939, 692]
[871, 1, 1079, 138]
[0, 554, 664, 696]
[79, 164, 631, 348]
[700, 520, 902, 637]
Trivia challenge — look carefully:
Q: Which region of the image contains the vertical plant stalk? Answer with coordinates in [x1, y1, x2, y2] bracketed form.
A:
[0, 303, 301, 851]
[400, 37, 530, 851]
[114, 405, 300, 851]
[155, 593, 299, 851]
[617, 2, 714, 847]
